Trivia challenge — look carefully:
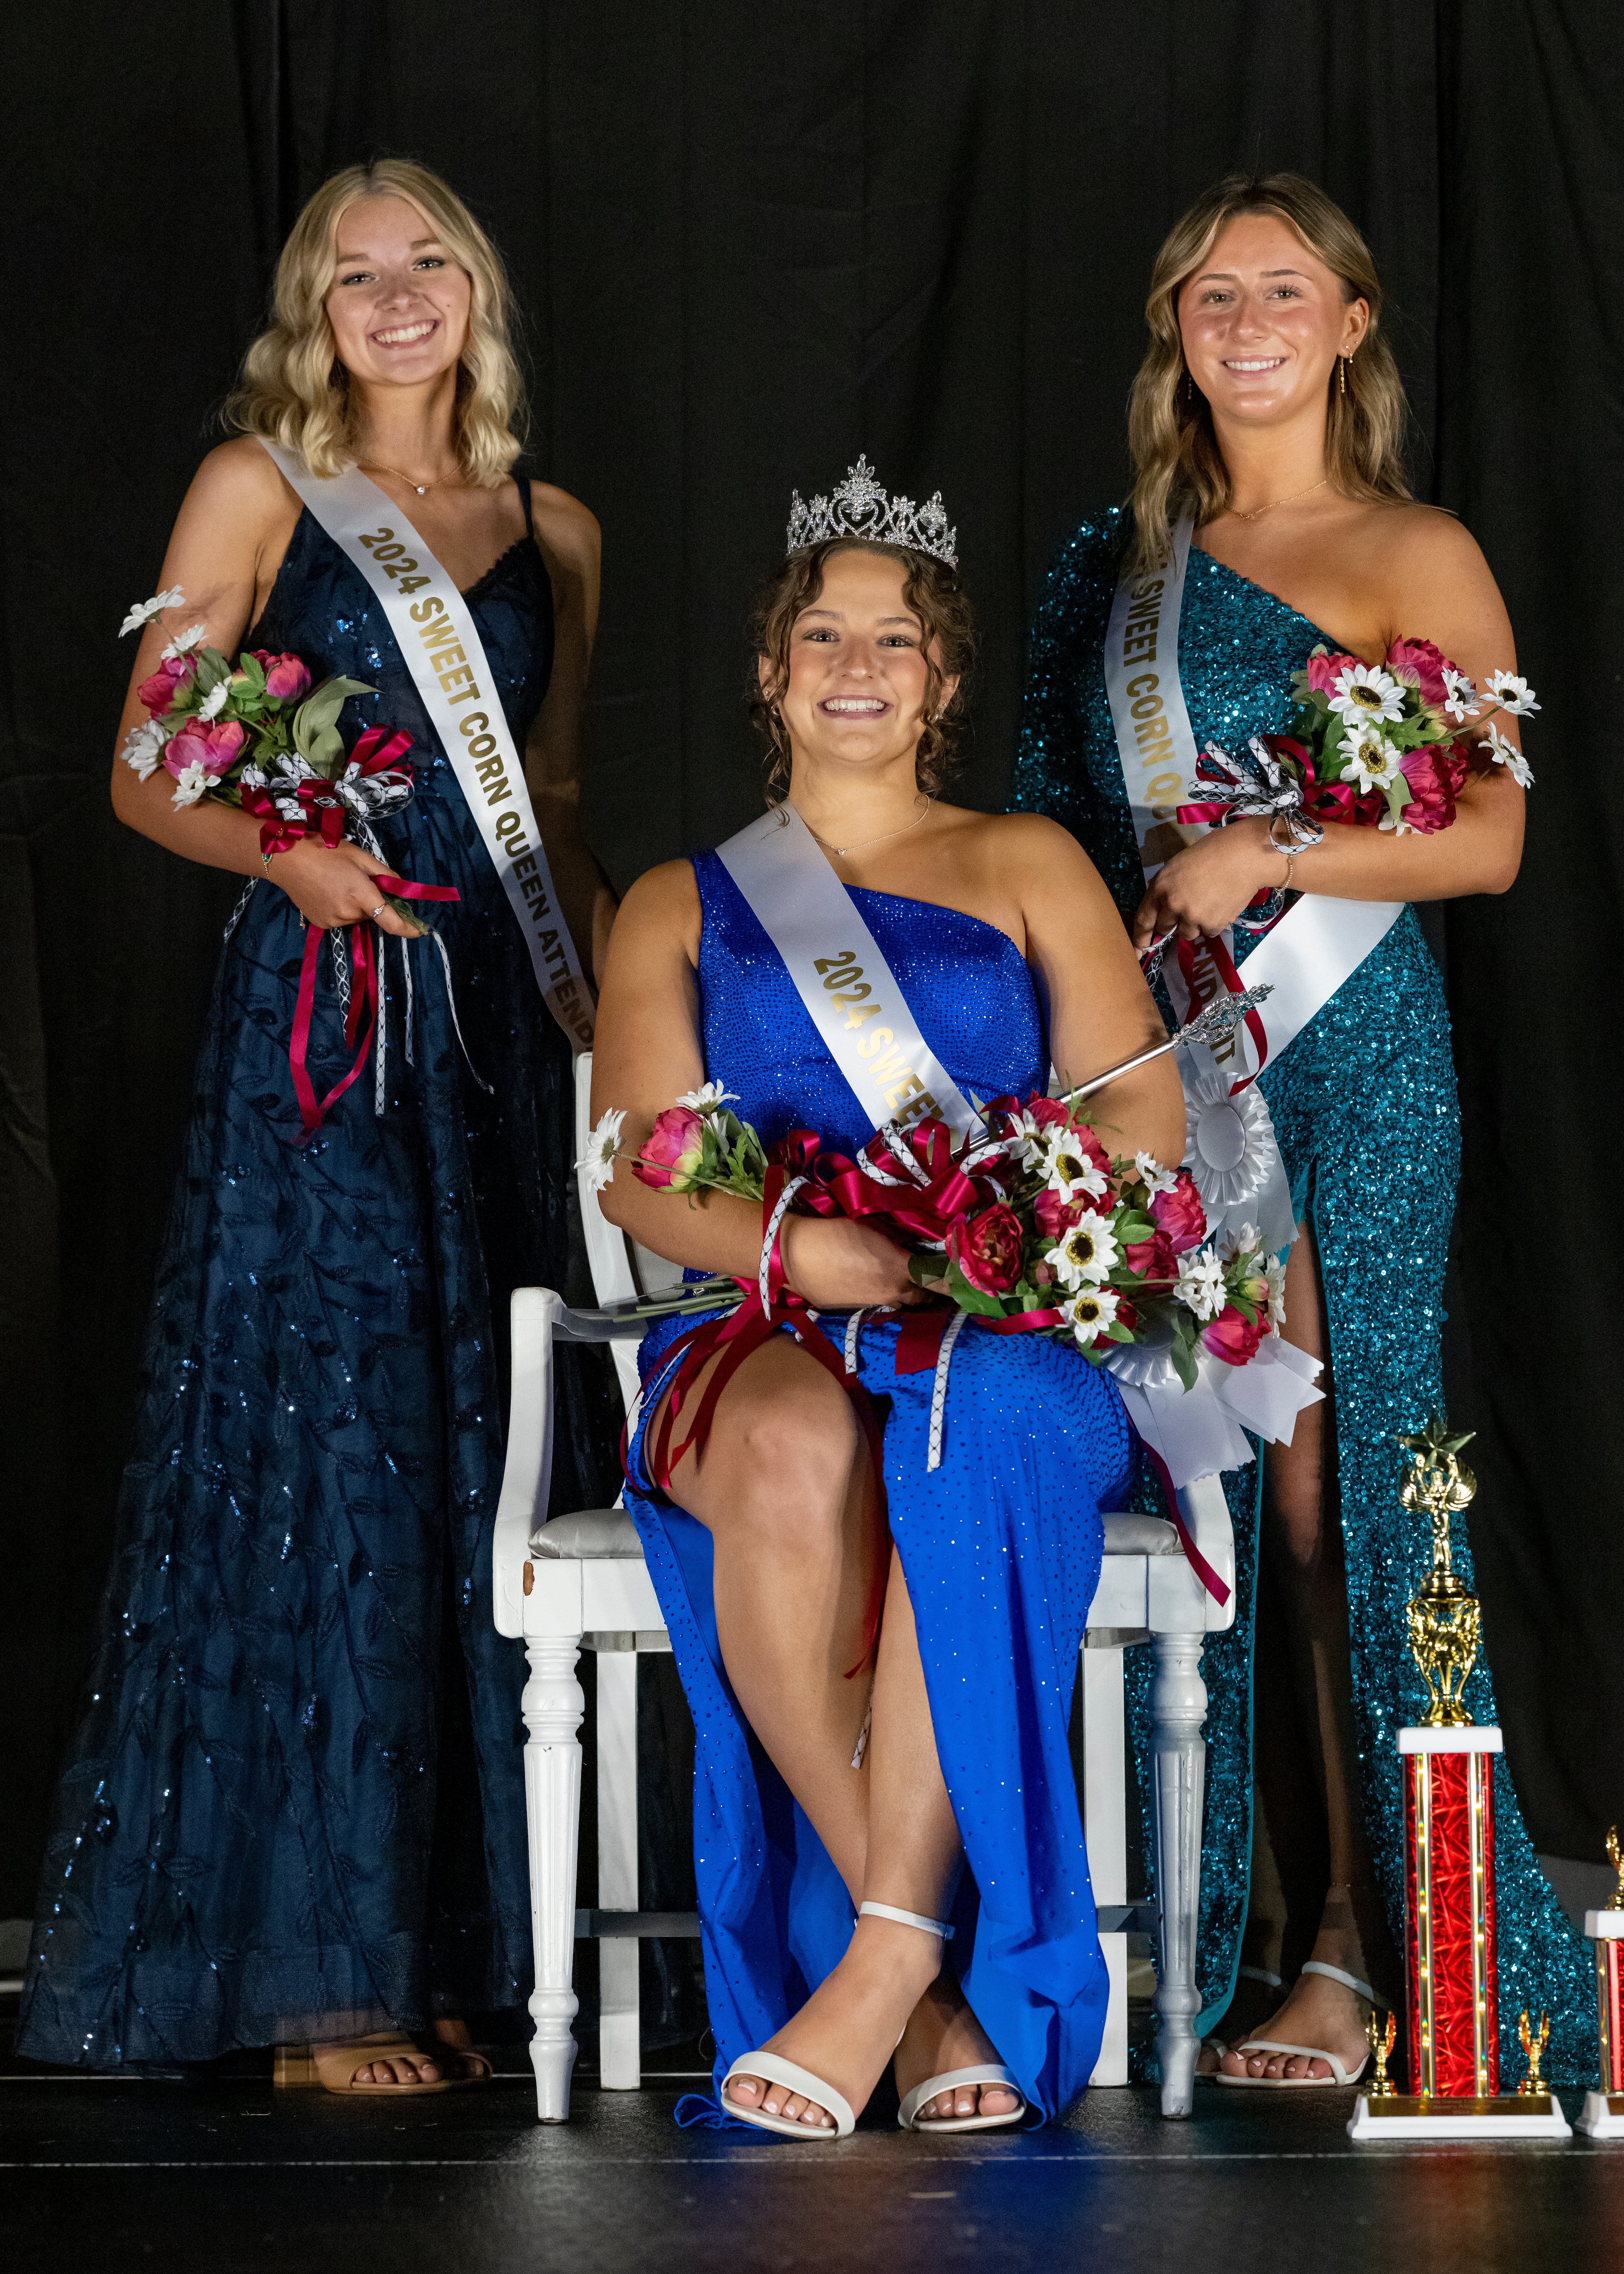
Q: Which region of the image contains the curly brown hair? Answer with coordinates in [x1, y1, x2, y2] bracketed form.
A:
[747, 539, 975, 801]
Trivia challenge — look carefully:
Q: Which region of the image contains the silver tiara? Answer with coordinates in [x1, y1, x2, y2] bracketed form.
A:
[785, 456, 958, 568]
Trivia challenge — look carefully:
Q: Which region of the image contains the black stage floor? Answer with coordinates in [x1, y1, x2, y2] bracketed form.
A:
[3, 2067, 1619, 2273]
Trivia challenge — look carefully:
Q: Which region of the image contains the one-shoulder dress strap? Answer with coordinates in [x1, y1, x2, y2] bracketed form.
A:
[516, 474, 534, 536]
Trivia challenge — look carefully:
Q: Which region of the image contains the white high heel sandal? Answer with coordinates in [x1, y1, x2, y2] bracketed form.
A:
[722, 1901, 1009, 2140]
[1215, 1959, 1383, 2089]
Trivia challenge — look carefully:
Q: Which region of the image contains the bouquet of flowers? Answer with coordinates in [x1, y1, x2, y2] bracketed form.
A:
[119, 586, 428, 923]
[584, 1080, 1281, 1388]
[1178, 636, 1537, 883]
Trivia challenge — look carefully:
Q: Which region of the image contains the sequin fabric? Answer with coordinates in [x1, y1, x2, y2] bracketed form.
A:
[620, 854, 1132, 2121]
[1014, 509, 1591, 2083]
[19, 503, 615, 2068]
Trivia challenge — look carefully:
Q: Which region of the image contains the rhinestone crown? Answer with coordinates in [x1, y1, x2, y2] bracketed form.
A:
[786, 456, 958, 568]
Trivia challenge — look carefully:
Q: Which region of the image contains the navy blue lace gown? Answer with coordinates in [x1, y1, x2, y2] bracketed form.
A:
[19, 483, 609, 2067]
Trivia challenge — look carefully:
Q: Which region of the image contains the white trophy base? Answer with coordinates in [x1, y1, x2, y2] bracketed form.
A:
[1348, 2091, 1571, 2141]
[1576, 2090, 1624, 2139]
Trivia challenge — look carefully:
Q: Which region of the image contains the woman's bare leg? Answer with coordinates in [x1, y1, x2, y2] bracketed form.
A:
[1218, 1220, 1389, 2082]
[655, 1335, 1012, 2126]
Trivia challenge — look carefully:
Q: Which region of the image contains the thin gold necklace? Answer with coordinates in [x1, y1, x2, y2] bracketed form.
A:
[362, 461, 456, 497]
[1232, 476, 1328, 524]
[805, 797, 934, 859]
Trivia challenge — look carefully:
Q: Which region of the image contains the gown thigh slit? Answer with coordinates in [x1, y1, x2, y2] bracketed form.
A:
[618, 853, 1133, 2123]
[19, 487, 615, 2069]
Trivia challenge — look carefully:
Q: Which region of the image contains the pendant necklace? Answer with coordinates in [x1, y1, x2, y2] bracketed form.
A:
[1232, 476, 1328, 524]
[806, 797, 934, 859]
[363, 462, 453, 496]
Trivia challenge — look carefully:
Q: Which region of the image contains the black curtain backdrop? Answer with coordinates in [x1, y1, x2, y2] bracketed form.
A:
[3, 2, 1621, 1917]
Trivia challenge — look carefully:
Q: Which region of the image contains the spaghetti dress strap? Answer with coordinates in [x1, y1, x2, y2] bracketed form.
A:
[516, 474, 534, 536]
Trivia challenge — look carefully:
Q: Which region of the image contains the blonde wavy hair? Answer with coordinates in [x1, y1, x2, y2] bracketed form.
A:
[227, 160, 526, 488]
[1125, 172, 1414, 573]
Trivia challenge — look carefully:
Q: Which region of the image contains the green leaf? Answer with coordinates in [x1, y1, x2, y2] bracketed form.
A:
[944, 1258, 1005, 1318]
[1170, 1336, 1199, 1391]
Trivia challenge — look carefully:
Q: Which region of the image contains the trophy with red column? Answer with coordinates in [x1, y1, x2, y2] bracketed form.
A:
[1576, 1830, 1624, 2138]
[1349, 1419, 1570, 2139]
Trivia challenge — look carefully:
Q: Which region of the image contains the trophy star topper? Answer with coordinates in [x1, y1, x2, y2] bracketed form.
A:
[786, 456, 958, 568]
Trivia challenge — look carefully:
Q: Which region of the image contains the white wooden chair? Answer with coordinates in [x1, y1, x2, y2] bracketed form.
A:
[492, 1055, 1235, 2121]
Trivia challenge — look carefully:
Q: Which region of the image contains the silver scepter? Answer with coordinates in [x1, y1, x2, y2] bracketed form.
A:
[1056, 984, 1275, 1106]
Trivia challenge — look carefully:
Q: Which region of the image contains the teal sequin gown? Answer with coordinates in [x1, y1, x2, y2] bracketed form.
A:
[1013, 508, 1591, 2083]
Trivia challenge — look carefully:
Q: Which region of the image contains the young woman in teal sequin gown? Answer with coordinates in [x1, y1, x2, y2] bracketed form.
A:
[1015, 173, 1590, 2084]
[595, 531, 1185, 2131]
[19, 167, 614, 2089]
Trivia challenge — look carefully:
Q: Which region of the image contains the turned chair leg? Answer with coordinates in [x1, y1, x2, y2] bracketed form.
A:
[1151, 1628, 1209, 2119]
[523, 1633, 586, 2121]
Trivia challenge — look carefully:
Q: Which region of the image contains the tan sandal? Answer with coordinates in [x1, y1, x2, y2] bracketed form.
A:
[274, 2033, 453, 2095]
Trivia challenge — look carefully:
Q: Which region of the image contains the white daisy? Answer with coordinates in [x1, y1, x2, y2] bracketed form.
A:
[1003, 1107, 1055, 1172]
[160, 622, 209, 660]
[1483, 720, 1533, 788]
[1328, 662, 1405, 730]
[577, 1106, 626, 1194]
[197, 679, 230, 722]
[168, 759, 213, 807]
[1346, 727, 1405, 794]
[1133, 1149, 1177, 1198]
[1044, 1208, 1120, 1290]
[118, 586, 185, 638]
[1174, 1249, 1225, 1322]
[1441, 665, 1478, 724]
[676, 1081, 740, 1113]
[1063, 1285, 1121, 1349]
[1045, 1128, 1109, 1204]
[119, 719, 167, 779]
[1486, 670, 1540, 719]
[1262, 1254, 1287, 1330]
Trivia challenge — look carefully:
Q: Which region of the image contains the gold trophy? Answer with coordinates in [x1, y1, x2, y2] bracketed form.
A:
[1577, 1829, 1624, 2138]
[1349, 1418, 1570, 2140]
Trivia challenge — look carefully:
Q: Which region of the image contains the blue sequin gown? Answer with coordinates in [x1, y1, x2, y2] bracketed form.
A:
[19, 486, 611, 2068]
[1013, 508, 1591, 2082]
[620, 852, 1134, 2123]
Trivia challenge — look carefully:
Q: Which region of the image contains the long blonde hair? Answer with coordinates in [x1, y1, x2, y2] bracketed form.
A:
[227, 160, 526, 487]
[1125, 172, 1414, 573]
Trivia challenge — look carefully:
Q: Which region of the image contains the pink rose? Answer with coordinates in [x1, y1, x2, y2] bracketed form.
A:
[1306, 649, 1363, 698]
[1200, 1303, 1264, 1366]
[1022, 1094, 1073, 1131]
[163, 717, 245, 781]
[946, 1201, 1024, 1296]
[1123, 1229, 1176, 1283]
[1397, 743, 1471, 835]
[1386, 636, 1452, 708]
[1034, 1186, 1083, 1241]
[252, 649, 312, 701]
[632, 1105, 706, 1191]
[1149, 1171, 1206, 1254]
[137, 653, 197, 715]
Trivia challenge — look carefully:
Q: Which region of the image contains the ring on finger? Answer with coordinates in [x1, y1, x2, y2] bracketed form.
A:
[369, 902, 387, 918]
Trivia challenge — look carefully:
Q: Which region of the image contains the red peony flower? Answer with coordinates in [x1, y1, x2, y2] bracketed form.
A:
[1123, 1229, 1176, 1283]
[163, 717, 245, 779]
[137, 653, 197, 715]
[1397, 743, 1471, 834]
[1306, 649, 1363, 698]
[947, 1201, 1024, 1295]
[632, 1105, 706, 1191]
[1386, 636, 1452, 708]
[1034, 1187, 1083, 1241]
[1150, 1171, 1206, 1254]
[1201, 1303, 1264, 1366]
[252, 649, 313, 701]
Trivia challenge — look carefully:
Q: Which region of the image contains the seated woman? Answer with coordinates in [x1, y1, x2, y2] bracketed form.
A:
[591, 467, 1184, 2135]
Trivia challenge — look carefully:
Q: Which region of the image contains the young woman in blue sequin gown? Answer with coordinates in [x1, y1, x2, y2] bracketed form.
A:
[594, 530, 1185, 2131]
[19, 167, 613, 2088]
[1015, 173, 1590, 2083]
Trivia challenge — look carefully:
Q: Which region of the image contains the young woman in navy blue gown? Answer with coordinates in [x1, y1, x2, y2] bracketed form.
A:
[593, 504, 1185, 2133]
[19, 163, 613, 2090]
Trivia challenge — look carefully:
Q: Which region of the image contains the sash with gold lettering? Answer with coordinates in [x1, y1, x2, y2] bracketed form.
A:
[715, 803, 978, 1137]
[260, 441, 593, 1051]
[1104, 519, 1401, 1251]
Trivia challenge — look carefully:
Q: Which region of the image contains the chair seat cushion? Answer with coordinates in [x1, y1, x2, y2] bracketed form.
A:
[1100, 1512, 1181, 1557]
[531, 1508, 646, 1559]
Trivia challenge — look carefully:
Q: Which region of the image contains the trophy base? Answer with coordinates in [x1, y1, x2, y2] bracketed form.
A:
[1348, 2092, 1571, 2140]
[1576, 2091, 1624, 2139]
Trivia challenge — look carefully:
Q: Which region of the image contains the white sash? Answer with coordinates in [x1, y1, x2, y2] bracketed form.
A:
[1103, 517, 1402, 1250]
[261, 441, 593, 1051]
[715, 803, 978, 1137]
